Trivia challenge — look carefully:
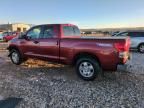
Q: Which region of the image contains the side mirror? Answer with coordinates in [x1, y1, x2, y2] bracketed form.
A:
[26, 36, 32, 40]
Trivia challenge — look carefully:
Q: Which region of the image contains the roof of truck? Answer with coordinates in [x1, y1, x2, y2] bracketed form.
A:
[34, 24, 77, 27]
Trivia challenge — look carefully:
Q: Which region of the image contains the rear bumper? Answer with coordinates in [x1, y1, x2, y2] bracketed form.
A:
[102, 52, 130, 71]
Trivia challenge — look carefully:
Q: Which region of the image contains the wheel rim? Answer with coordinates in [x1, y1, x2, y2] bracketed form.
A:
[79, 61, 94, 78]
[11, 52, 19, 63]
[140, 45, 144, 52]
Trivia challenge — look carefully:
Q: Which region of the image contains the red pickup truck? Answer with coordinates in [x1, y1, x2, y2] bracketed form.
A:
[7, 24, 130, 80]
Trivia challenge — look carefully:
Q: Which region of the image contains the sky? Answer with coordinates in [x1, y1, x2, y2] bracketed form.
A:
[0, 0, 144, 28]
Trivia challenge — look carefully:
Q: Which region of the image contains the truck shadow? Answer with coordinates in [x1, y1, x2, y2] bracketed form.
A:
[20, 59, 78, 80]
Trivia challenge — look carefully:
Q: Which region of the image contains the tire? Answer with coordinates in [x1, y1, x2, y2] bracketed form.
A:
[76, 57, 101, 81]
[10, 49, 23, 65]
[138, 43, 144, 53]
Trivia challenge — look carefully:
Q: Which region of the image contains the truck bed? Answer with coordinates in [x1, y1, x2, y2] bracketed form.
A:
[81, 36, 128, 40]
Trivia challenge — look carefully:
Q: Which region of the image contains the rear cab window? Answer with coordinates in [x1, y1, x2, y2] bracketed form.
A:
[63, 25, 80, 37]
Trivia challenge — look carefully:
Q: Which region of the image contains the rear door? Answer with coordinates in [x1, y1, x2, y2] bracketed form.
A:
[38, 25, 60, 62]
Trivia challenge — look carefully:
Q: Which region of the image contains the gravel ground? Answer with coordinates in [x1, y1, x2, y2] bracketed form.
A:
[0, 43, 7, 50]
[125, 52, 144, 75]
[0, 50, 143, 108]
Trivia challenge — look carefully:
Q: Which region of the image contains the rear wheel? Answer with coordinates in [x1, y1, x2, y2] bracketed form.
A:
[10, 49, 23, 65]
[138, 43, 144, 53]
[76, 57, 101, 81]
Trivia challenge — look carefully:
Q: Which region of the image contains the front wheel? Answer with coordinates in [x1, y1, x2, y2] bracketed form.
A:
[138, 44, 144, 53]
[10, 49, 23, 65]
[76, 57, 101, 81]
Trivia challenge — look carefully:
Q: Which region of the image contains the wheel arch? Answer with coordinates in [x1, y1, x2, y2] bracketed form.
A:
[8, 45, 23, 57]
[138, 42, 144, 48]
[73, 52, 101, 67]
[138, 42, 144, 53]
[8, 45, 20, 52]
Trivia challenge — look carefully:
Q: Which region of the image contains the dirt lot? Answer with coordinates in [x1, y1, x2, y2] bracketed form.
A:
[0, 50, 144, 108]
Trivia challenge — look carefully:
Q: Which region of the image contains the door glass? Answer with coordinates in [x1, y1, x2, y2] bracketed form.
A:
[140, 32, 144, 37]
[27, 27, 41, 39]
[42, 26, 55, 38]
[129, 32, 141, 37]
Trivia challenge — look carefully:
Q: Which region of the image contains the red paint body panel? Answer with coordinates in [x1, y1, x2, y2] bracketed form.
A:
[8, 24, 130, 71]
[59, 38, 126, 71]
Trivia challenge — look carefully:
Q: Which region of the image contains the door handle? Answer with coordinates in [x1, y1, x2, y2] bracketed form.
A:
[33, 41, 39, 44]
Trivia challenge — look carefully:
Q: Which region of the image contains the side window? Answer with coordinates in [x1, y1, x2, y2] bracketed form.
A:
[27, 27, 42, 39]
[63, 26, 74, 36]
[73, 26, 80, 36]
[140, 32, 144, 37]
[42, 26, 55, 38]
[136, 32, 143, 37]
[129, 32, 141, 37]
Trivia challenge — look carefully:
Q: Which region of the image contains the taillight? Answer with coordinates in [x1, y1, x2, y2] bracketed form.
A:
[114, 43, 126, 52]
[114, 37, 130, 52]
[126, 36, 131, 51]
[114, 37, 131, 64]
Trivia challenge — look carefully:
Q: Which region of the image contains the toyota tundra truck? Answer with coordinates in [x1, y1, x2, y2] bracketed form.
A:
[7, 24, 130, 81]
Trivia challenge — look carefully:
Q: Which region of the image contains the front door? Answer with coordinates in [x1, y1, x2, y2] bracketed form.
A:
[20, 26, 43, 58]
